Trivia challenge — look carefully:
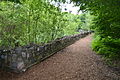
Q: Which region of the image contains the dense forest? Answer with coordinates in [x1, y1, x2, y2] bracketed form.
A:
[0, 0, 92, 48]
[70, 0, 120, 60]
[0, 0, 120, 60]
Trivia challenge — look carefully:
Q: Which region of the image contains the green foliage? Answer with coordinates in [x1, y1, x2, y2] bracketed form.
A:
[0, 1, 64, 48]
[0, 0, 83, 48]
[3, 0, 20, 3]
[90, 0, 120, 59]
[54, 0, 120, 59]
[62, 13, 80, 35]
[78, 12, 94, 30]
[92, 35, 120, 59]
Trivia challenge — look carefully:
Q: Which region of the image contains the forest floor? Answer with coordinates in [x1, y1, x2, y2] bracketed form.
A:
[0, 34, 120, 80]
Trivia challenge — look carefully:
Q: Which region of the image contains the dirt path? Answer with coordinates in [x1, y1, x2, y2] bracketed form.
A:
[0, 34, 120, 80]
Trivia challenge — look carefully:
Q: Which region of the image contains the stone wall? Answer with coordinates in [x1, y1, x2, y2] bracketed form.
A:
[0, 31, 92, 73]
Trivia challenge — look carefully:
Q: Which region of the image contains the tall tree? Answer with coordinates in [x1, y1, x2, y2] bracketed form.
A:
[54, 0, 120, 59]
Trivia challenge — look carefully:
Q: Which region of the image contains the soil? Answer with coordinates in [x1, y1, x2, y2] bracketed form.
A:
[0, 34, 120, 80]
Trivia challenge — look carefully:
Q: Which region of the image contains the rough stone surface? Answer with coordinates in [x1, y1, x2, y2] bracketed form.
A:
[0, 34, 119, 80]
[0, 31, 91, 73]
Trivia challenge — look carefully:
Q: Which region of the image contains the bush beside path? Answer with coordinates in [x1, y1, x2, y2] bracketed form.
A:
[0, 34, 120, 80]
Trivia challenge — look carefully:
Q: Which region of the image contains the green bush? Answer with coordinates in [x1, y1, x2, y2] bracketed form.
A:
[92, 35, 120, 59]
[65, 0, 120, 59]
[0, 0, 82, 48]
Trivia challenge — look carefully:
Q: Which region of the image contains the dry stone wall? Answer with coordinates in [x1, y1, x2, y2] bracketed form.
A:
[0, 31, 92, 73]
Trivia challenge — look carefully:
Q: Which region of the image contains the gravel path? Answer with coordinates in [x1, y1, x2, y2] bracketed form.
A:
[0, 34, 120, 80]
